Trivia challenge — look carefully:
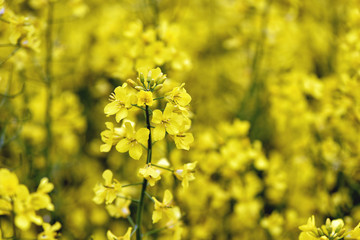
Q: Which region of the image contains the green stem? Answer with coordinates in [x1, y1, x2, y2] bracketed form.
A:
[135, 105, 152, 240]
[152, 97, 164, 101]
[121, 182, 143, 188]
[132, 104, 146, 111]
[116, 195, 139, 203]
[44, 2, 54, 176]
[127, 215, 136, 228]
[151, 163, 174, 172]
[0, 43, 16, 47]
[143, 226, 168, 236]
[144, 191, 155, 202]
[11, 198, 17, 240]
[0, 47, 20, 66]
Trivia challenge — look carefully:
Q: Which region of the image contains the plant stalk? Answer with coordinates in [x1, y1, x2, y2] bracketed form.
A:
[136, 105, 152, 240]
[44, 2, 54, 176]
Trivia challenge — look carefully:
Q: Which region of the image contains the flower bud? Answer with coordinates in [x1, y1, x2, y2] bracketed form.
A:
[153, 84, 163, 91]
[126, 79, 137, 88]
[135, 86, 143, 91]
[139, 72, 145, 84]
[147, 70, 152, 83]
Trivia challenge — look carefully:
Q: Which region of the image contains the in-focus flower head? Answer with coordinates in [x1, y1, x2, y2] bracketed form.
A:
[104, 83, 133, 122]
[137, 90, 153, 106]
[152, 103, 183, 141]
[135, 67, 166, 91]
[166, 83, 191, 108]
[115, 122, 149, 160]
[299, 216, 346, 240]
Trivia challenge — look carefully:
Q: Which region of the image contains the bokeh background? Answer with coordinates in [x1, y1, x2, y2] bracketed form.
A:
[1, 0, 360, 239]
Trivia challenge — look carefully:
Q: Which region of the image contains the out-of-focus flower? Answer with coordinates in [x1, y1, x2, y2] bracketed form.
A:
[93, 170, 122, 205]
[138, 164, 161, 187]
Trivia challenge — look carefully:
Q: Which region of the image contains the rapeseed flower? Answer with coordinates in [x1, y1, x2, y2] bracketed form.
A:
[93, 170, 122, 205]
[115, 122, 149, 160]
[174, 162, 197, 188]
[152, 103, 183, 141]
[138, 164, 161, 187]
[107, 227, 132, 240]
[152, 190, 174, 223]
[104, 83, 133, 122]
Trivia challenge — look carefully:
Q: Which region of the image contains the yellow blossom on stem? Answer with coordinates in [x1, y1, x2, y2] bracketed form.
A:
[166, 83, 191, 107]
[93, 170, 122, 205]
[152, 103, 182, 141]
[106, 198, 131, 218]
[137, 90, 153, 106]
[173, 131, 194, 150]
[104, 83, 133, 122]
[0, 168, 20, 197]
[37, 222, 61, 240]
[347, 222, 360, 239]
[115, 122, 149, 160]
[299, 216, 347, 240]
[174, 162, 197, 188]
[100, 122, 126, 152]
[14, 185, 43, 230]
[299, 215, 317, 233]
[137, 67, 166, 90]
[152, 190, 174, 223]
[30, 178, 55, 211]
[138, 164, 162, 187]
[107, 227, 132, 240]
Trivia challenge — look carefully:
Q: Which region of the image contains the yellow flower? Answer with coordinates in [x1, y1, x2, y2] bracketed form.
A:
[299, 215, 317, 233]
[107, 227, 132, 240]
[347, 222, 360, 239]
[115, 122, 149, 160]
[166, 83, 191, 107]
[93, 170, 122, 205]
[30, 178, 55, 211]
[138, 164, 161, 187]
[152, 190, 174, 223]
[137, 90, 153, 106]
[14, 185, 43, 230]
[0, 168, 20, 197]
[104, 83, 133, 122]
[152, 103, 183, 141]
[299, 216, 347, 240]
[106, 198, 131, 218]
[137, 67, 166, 90]
[100, 122, 126, 152]
[0, 198, 11, 215]
[173, 132, 194, 150]
[174, 162, 197, 188]
[37, 222, 61, 240]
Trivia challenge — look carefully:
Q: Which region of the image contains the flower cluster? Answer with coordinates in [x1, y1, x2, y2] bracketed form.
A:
[95, 67, 195, 239]
[0, 168, 61, 239]
[299, 216, 360, 240]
